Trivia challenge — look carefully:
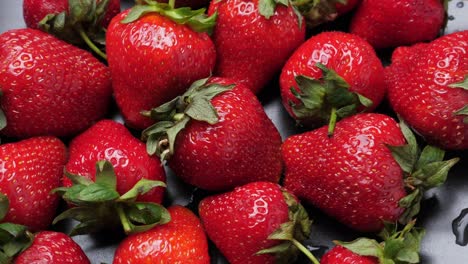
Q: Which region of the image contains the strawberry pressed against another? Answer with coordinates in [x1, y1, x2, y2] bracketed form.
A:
[0, 137, 66, 231]
[0, 28, 112, 139]
[113, 205, 210, 264]
[142, 77, 282, 191]
[199, 181, 319, 264]
[106, 2, 217, 130]
[292, 0, 361, 27]
[386, 30, 468, 150]
[282, 113, 459, 232]
[208, 0, 305, 94]
[350, 0, 445, 49]
[321, 246, 378, 264]
[280, 31, 384, 133]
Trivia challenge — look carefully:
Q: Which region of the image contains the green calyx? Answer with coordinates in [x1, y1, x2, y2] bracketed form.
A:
[38, 0, 109, 60]
[121, 0, 218, 35]
[0, 193, 34, 264]
[256, 190, 319, 264]
[448, 75, 468, 124]
[52, 160, 170, 236]
[387, 120, 460, 225]
[258, 0, 304, 28]
[141, 77, 234, 161]
[337, 220, 425, 264]
[290, 0, 346, 27]
[289, 62, 372, 136]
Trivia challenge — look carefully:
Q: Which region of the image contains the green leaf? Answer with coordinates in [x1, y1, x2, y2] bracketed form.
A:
[398, 189, 422, 224]
[95, 160, 117, 190]
[415, 145, 445, 170]
[0, 193, 9, 221]
[122, 202, 171, 234]
[53, 206, 101, 224]
[382, 238, 405, 259]
[121, 5, 161, 23]
[185, 98, 219, 124]
[454, 105, 468, 124]
[163, 116, 190, 160]
[256, 242, 292, 255]
[76, 184, 120, 203]
[357, 94, 373, 108]
[259, 0, 276, 19]
[338, 238, 382, 257]
[412, 158, 459, 188]
[448, 75, 468, 90]
[119, 179, 166, 201]
[0, 223, 27, 239]
[64, 171, 94, 186]
[69, 0, 96, 25]
[387, 120, 419, 174]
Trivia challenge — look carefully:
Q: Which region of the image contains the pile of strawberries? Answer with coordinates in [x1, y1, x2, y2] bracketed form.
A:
[0, 0, 467, 263]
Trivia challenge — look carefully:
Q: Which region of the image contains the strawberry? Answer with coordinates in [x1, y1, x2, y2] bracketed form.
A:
[106, 2, 217, 130]
[282, 113, 459, 232]
[321, 246, 378, 264]
[208, 0, 305, 94]
[280, 31, 384, 133]
[142, 77, 282, 191]
[113, 205, 210, 264]
[386, 30, 468, 150]
[198, 181, 319, 264]
[0, 137, 66, 231]
[292, 0, 361, 27]
[0, 28, 112, 139]
[349, 0, 445, 49]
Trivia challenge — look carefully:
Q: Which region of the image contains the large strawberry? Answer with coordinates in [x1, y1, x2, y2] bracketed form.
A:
[0, 29, 112, 139]
[280, 31, 384, 133]
[199, 181, 319, 264]
[106, 1, 217, 130]
[208, 0, 305, 94]
[113, 205, 210, 264]
[0, 137, 66, 231]
[142, 77, 282, 191]
[386, 30, 468, 150]
[283, 113, 459, 232]
[350, 0, 445, 49]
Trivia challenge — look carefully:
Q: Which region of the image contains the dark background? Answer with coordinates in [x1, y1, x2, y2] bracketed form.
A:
[1, 1, 467, 263]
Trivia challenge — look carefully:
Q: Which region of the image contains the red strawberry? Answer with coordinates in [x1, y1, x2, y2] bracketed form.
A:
[335, 0, 360, 15]
[280, 31, 384, 132]
[14, 231, 90, 264]
[106, 3, 217, 130]
[0, 29, 112, 139]
[350, 0, 445, 49]
[199, 181, 318, 264]
[321, 246, 378, 264]
[113, 205, 210, 264]
[0, 137, 66, 231]
[386, 30, 468, 150]
[292, 0, 361, 27]
[142, 77, 282, 191]
[208, 0, 305, 94]
[282, 113, 458, 232]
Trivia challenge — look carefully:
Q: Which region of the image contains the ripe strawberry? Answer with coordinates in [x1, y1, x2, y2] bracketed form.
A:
[386, 30, 468, 150]
[199, 181, 318, 264]
[208, 0, 305, 94]
[335, 0, 360, 15]
[0, 28, 112, 139]
[0, 137, 66, 231]
[292, 0, 361, 27]
[321, 246, 378, 264]
[282, 113, 459, 232]
[280, 31, 384, 132]
[113, 205, 210, 264]
[350, 0, 445, 49]
[106, 2, 217, 130]
[142, 77, 282, 191]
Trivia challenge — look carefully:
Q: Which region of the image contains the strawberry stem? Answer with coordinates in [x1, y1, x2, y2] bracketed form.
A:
[78, 27, 107, 60]
[327, 107, 337, 137]
[168, 0, 176, 9]
[291, 239, 320, 264]
[116, 205, 132, 234]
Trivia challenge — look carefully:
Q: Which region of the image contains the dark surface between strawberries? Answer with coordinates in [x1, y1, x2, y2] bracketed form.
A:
[1, 0, 467, 263]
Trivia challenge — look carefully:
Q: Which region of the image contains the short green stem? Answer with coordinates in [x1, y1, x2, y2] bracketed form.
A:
[168, 0, 176, 8]
[116, 205, 133, 234]
[78, 27, 107, 61]
[291, 239, 320, 264]
[327, 107, 338, 137]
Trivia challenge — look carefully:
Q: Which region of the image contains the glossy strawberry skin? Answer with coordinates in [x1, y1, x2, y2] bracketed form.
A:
[280, 31, 385, 123]
[335, 0, 360, 15]
[23, 0, 120, 29]
[106, 10, 216, 130]
[14, 231, 90, 264]
[321, 246, 378, 264]
[386, 31, 468, 150]
[0, 137, 66, 231]
[169, 78, 282, 191]
[199, 181, 290, 264]
[0, 29, 112, 138]
[350, 0, 444, 49]
[64, 120, 166, 203]
[283, 113, 406, 232]
[208, 0, 305, 94]
[113, 205, 210, 264]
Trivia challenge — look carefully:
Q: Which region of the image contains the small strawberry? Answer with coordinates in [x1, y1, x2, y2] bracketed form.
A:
[283, 113, 459, 232]
[350, 0, 445, 49]
[280, 31, 384, 133]
[142, 77, 282, 191]
[199, 181, 319, 264]
[0, 29, 112, 139]
[106, 1, 217, 130]
[386, 30, 468, 150]
[208, 0, 305, 94]
[113, 205, 210, 264]
[0, 137, 66, 231]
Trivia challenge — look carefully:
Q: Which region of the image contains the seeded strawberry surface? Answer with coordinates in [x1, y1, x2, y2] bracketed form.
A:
[321, 246, 378, 264]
